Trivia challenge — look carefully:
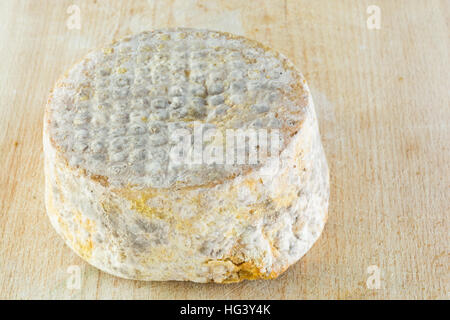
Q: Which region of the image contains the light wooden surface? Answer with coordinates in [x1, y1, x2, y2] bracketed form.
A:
[0, 0, 448, 300]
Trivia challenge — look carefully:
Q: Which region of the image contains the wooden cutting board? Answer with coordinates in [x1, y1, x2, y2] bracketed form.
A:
[0, 0, 448, 299]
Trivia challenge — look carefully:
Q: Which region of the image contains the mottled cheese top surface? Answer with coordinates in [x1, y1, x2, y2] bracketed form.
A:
[47, 28, 309, 188]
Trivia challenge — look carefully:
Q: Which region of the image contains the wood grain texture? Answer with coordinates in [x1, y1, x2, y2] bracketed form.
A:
[0, 0, 448, 299]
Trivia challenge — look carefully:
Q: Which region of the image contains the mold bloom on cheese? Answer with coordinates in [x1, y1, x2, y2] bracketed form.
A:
[43, 28, 329, 283]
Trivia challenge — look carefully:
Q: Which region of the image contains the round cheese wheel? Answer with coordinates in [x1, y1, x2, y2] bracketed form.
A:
[44, 28, 329, 282]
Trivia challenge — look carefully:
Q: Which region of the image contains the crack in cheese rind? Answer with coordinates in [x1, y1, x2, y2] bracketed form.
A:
[44, 28, 329, 283]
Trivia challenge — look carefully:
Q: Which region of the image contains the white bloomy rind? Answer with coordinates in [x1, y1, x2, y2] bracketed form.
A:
[44, 28, 329, 283]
